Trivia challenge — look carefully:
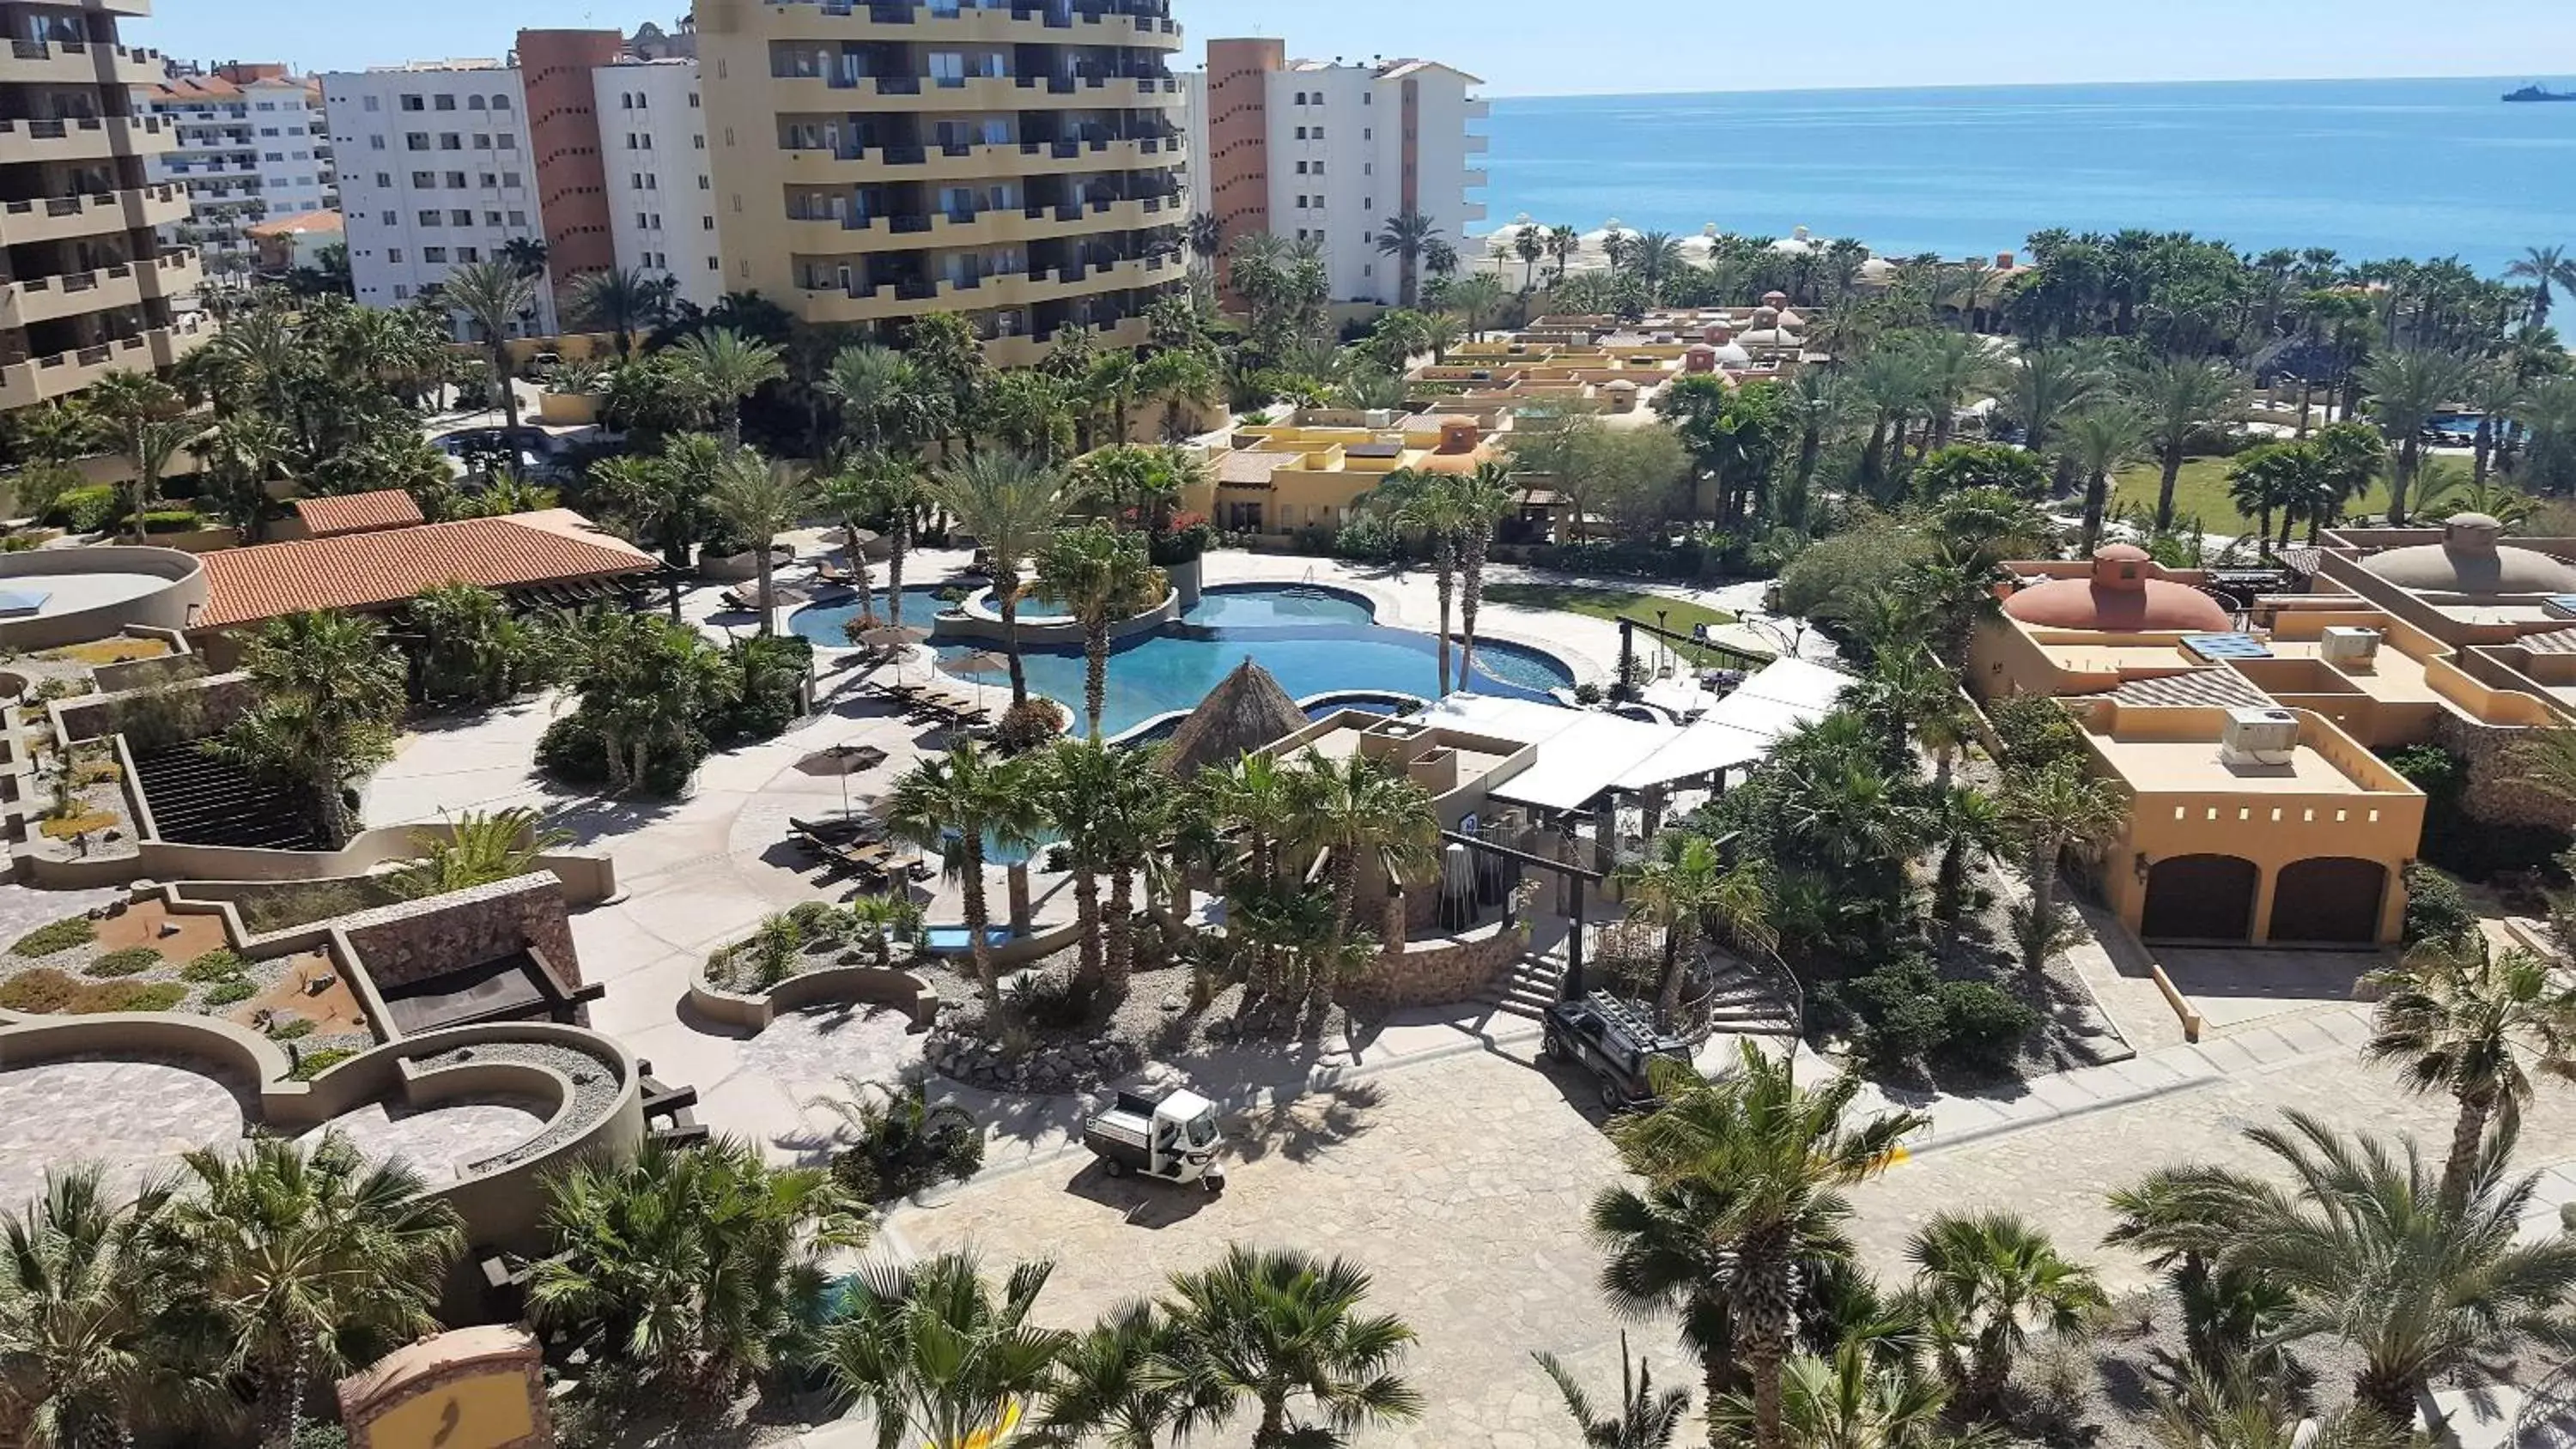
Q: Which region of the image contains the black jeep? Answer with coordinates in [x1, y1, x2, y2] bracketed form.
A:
[1540, 991, 1693, 1112]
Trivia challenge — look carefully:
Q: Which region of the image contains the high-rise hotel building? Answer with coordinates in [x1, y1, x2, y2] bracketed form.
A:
[0, 0, 205, 416]
[692, 0, 1190, 364]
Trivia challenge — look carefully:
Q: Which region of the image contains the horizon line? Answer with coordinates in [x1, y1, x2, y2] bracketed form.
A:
[1477, 70, 2569, 101]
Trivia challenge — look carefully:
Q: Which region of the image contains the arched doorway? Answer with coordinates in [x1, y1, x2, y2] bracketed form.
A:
[2141, 855, 2259, 943]
[2269, 858, 2388, 945]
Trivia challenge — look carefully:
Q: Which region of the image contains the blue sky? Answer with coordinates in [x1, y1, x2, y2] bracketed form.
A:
[153, 0, 2571, 95]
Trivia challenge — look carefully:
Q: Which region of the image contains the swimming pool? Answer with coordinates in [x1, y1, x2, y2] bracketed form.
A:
[2429, 412, 2485, 441]
[787, 585, 956, 645]
[929, 584, 1573, 737]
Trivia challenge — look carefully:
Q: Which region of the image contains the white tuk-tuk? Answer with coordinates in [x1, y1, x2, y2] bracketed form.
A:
[1082, 1088, 1226, 1191]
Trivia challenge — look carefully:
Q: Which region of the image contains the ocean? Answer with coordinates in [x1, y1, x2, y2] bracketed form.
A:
[1476, 77, 2576, 273]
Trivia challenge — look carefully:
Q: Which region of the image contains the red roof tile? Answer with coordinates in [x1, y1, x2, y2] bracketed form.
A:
[196, 512, 657, 629]
[289, 488, 421, 537]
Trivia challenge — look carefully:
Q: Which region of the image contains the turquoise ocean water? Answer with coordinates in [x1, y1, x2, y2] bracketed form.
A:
[1477, 77, 2576, 272]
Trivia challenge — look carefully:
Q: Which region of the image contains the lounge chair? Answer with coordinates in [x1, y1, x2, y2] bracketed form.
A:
[811, 560, 860, 586]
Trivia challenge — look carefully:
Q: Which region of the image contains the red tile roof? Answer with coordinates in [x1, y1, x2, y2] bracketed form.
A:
[196, 512, 658, 630]
[248, 209, 344, 241]
[289, 488, 421, 537]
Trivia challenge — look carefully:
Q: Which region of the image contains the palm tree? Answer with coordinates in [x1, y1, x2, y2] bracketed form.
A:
[675, 326, 787, 447]
[839, 453, 936, 627]
[934, 451, 1071, 708]
[2147, 1367, 2411, 1449]
[1615, 832, 1773, 1027]
[1138, 347, 1223, 444]
[1375, 469, 1467, 694]
[2134, 358, 2247, 530]
[2063, 404, 2148, 555]
[1185, 211, 1224, 276]
[707, 448, 815, 636]
[1605, 1044, 1929, 1449]
[1290, 751, 1439, 1014]
[1535, 1334, 1693, 1449]
[2226, 443, 2326, 556]
[2362, 936, 2576, 1213]
[888, 743, 1040, 1010]
[1715, 1331, 1953, 1449]
[440, 258, 538, 429]
[2001, 761, 2126, 978]
[1161, 1244, 1425, 1449]
[1906, 1210, 2105, 1414]
[1034, 523, 1165, 737]
[2008, 344, 2107, 494]
[2358, 347, 2474, 521]
[386, 806, 568, 899]
[531, 1137, 863, 1404]
[80, 367, 186, 537]
[205, 609, 407, 848]
[148, 1133, 463, 1448]
[811, 1251, 1072, 1449]
[2140, 1111, 2576, 1426]
[1513, 227, 1547, 292]
[1443, 271, 1510, 340]
[0, 1165, 226, 1449]
[1038, 1301, 1193, 1449]
[823, 341, 936, 456]
[564, 265, 674, 358]
[2506, 244, 2574, 327]
[1546, 224, 1581, 282]
[1451, 460, 1520, 690]
[1375, 209, 1442, 309]
[1929, 785, 2003, 928]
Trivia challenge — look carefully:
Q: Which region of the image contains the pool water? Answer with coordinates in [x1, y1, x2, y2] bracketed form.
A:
[787, 585, 954, 645]
[931, 585, 1572, 737]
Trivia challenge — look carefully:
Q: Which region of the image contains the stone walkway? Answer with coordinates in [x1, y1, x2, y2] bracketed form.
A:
[0, 1057, 249, 1206]
[309, 1098, 551, 1183]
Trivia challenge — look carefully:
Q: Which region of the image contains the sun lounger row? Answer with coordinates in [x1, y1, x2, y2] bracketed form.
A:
[878, 681, 993, 725]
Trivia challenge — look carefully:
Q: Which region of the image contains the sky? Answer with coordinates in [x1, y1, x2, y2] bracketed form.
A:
[148, 0, 2571, 95]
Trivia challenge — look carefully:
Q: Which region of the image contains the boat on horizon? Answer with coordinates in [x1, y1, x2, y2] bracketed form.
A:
[2503, 83, 2576, 103]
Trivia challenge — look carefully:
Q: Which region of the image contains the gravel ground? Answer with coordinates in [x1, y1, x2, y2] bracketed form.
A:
[416, 1039, 626, 1171]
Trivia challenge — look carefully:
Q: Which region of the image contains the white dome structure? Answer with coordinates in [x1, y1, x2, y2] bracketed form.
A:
[1858, 257, 1899, 283]
[1769, 227, 1818, 255]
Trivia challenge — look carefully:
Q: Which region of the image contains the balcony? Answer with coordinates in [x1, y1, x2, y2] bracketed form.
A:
[0, 185, 184, 247]
[761, 2, 1184, 50]
[0, 115, 172, 164]
[983, 313, 1148, 367]
[1463, 133, 1489, 154]
[1464, 168, 1488, 190]
[0, 318, 205, 411]
[0, 38, 167, 88]
[2, 264, 146, 328]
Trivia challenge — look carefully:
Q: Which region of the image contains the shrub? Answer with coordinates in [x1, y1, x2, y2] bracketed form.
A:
[111, 982, 185, 1012]
[84, 946, 161, 979]
[1003, 968, 1106, 1032]
[825, 1081, 983, 1203]
[1833, 956, 2038, 1077]
[289, 1046, 357, 1080]
[0, 967, 87, 1012]
[69, 756, 121, 786]
[237, 881, 375, 934]
[1934, 980, 2040, 1074]
[10, 917, 94, 957]
[202, 978, 257, 1008]
[45, 485, 118, 534]
[137, 508, 204, 534]
[1914, 442, 2047, 500]
[183, 948, 247, 982]
[2400, 864, 2479, 951]
[993, 696, 1066, 754]
[266, 1016, 315, 1041]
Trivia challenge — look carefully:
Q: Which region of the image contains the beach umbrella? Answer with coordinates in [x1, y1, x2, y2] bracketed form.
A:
[858, 623, 930, 683]
[795, 743, 890, 816]
[946, 650, 1010, 713]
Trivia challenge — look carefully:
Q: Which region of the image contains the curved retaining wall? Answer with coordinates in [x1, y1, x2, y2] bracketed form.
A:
[0, 546, 205, 652]
[688, 960, 942, 1034]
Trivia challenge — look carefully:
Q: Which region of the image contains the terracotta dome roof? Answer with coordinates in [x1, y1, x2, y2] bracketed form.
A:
[2360, 514, 2576, 597]
[2002, 547, 2233, 633]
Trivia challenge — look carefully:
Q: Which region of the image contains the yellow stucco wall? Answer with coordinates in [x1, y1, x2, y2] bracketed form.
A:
[361, 1373, 535, 1449]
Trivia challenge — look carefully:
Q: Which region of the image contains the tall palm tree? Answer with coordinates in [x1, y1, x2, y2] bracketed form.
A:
[2001, 761, 2126, 978]
[2505, 244, 2573, 327]
[2134, 357, 2247, 530]
[1535, 1334, 1694, 1449]
[530, 1137, 864, 1404]
[1092, 742, 1174, 998]
[2063, 404, 2148, 555]
[1374, 469, 1467, 694]
[1546, 224, 1581, 283]
[0, 1166, 226, 1449]
[1929, 785, 2003, 928]
[1137, 347, 1222, 445]
[2358, 347, 2474, 521]
[1606, 1044, 1929, 1449]
[1035, 738, 1119, 989]
[1513, 227, 1547, 292]
[147, 1133, 463, 1448]
[1034, 523, 1165, 737]
[2363, 937, 2576, 1213]
[812, 1251, 1072, 1449]
[1906, 1210, 2105, 1414]
[206, 609, 407, 848]
[706, 449, 816, 635]
[1374, 209, 1442, 309]
[823, 341, 935, 456]
[1162, 1244, 1425, 1449]
[675, 326, 787, 447]
[564, 265, 674, 358]
[439, 258, 538, 429]
[2138, 1112, 2576, 1426]
[888, 743, 1040, 1010]
[934, 451, 1072, 707]
[837, 452, 936, 627]
[1451, 459, 1520, 691]
[1615, 832, 1774, 1027]
[2008, 343, 2108, 494]
[1289, 751, 1439, 1014]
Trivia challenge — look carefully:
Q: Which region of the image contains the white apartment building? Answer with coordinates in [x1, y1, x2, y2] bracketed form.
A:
[592, 58, 720, 312]
[1183, 42, 1487, 307]
[134, 67, 339, 282]
[319, 62, 557, 338]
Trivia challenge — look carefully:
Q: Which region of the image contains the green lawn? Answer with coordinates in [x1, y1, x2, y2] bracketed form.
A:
[2111, 456, 2391, 538]
[1481, 584, 1747, 664]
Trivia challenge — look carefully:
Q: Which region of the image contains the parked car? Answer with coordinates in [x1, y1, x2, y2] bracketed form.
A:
[1540, 991, 1693, 1111]
[1082, 1087, 1225, 1191]
[519, 350, 563, 383]
[435, 426, 570, 479]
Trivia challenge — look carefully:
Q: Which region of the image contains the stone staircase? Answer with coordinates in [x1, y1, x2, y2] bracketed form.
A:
[1480, 949, 1800, 1038]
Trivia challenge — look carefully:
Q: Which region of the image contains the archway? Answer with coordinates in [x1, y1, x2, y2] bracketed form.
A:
[2141, 855, 2259, 943]
[2268, 858, 2388, 945]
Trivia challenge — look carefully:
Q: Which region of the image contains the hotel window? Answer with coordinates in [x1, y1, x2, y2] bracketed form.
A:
[469, 95, 487, 110]
[374, 172, 391, 186]
[422, 246, 447, 263]
[380, 209, 396, 224]
[386, 246, 403, 263]
[450, 208, 472, 225]
[444, 171, 466, 187]
[416, 209, 440, 225]
[439, 133, 462, 150]
[403, 133, 427, 150]
[363, 95, 380, 112]
[458, 246, 479, 261]
[507, 209, 528, 225]
[497, 133, 516, 149]
[399, 94, 424, 112]
[1312, 125, 1324, 138]
[434, 94, 456, 111]
[411, 169, 435, 187]
[471, 134, 489, 149]
[393, 283, 409, 299]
